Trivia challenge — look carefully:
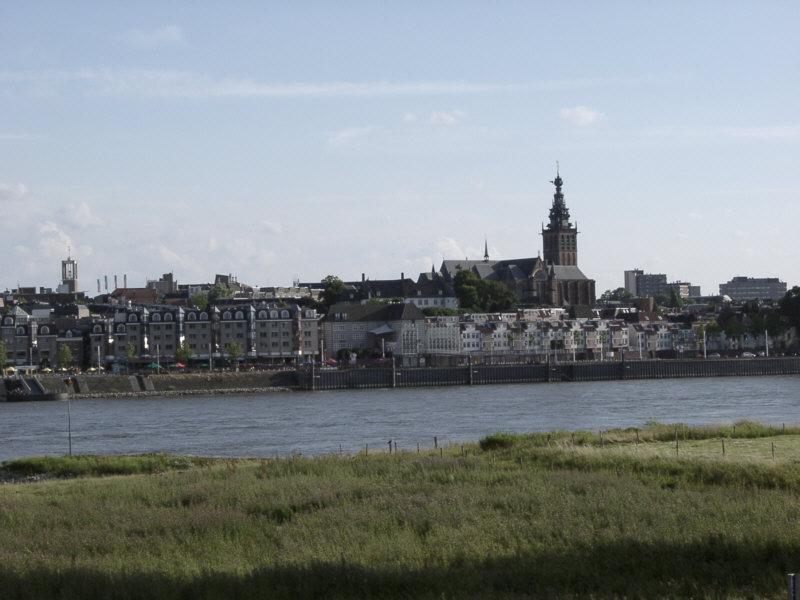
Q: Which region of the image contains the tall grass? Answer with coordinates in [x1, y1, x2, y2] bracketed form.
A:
[1, 453, 212, 477]
[4, 424, 800, 598]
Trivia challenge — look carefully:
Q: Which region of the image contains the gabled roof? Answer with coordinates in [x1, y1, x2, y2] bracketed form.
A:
[325, 302, 425, 323]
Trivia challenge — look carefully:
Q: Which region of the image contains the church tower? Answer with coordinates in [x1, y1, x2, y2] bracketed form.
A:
[61, 250, 78, 294]
[541, 167, 578, 266]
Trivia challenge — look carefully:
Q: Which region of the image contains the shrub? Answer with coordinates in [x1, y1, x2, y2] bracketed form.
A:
[479, 433, 517, 451]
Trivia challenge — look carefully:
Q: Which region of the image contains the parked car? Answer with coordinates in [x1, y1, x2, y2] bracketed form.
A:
[708, 353, 721, 358]
[741, 352, 756, 358]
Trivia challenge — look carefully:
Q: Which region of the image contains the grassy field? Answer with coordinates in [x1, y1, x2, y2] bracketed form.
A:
[3, 421, 800, 598]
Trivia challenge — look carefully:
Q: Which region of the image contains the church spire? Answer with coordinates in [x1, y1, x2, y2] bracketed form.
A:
[547, 165, 571, 231]
[483, 237, 489, 262]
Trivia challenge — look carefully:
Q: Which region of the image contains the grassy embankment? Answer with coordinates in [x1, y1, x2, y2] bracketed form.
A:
[4, 421, 800, 598]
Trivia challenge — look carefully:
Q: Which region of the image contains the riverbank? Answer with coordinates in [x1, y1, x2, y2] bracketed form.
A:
[5, 356, 799, 401]
[2, 421, 800, 598]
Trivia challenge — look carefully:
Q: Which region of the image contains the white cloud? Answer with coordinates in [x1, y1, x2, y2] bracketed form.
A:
[64, 201, 104, 227]
[429, 110, 465, 125]
[117, 25, 185, 48]
[261, 220, 283, 235]
[0, 69, 659, 99]
[38, 221, 73, 258]
[403, 112, 417, 123]
[559, 105, 605, 126]
[0, 182, 29, 202]
[328, 127, 372, 147]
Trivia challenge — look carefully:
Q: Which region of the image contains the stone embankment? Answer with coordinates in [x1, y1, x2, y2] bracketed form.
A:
[33, 370, 298, 399]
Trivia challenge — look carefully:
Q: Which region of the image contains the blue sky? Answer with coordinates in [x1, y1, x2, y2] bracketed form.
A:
[1, 2, 799, 295]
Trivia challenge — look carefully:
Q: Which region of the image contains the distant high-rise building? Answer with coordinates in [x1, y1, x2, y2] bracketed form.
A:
[624, 269, 643, 296]
[719, 277, 787, 301]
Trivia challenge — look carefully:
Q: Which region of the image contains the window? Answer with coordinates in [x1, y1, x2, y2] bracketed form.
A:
[270, 310, 278, 319]
[128, 314, 138, 323]
[16, 326, 25, 335]
[152, 313, 162, 322]
[40, 326, 50, 335]
[188, 313, 197, 321]
[164, 313, 173, 322]
[235, 311, 244, 320]
[258, 310, 268, 319]
[281, 310, 289, 319]
[117, 324, 126, 333]
[200, 312, 208, 320]
[93, 325, 102, 334]
[223, 311, 232, 320]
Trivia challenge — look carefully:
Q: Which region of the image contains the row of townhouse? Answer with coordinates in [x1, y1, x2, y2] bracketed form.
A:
[1, 303, 320, 368]
[421, 315, 708, 360]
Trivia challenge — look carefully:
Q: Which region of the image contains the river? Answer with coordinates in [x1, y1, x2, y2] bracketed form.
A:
[2, 376, 800, 461]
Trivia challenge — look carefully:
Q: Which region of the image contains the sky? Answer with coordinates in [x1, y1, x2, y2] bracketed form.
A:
[1, 2, 799, 296]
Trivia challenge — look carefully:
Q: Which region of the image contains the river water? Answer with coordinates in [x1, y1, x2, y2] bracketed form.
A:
[2, 376, 800, 461]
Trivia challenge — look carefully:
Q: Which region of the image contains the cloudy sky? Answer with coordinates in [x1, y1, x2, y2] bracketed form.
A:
[1, 2, 799, 295]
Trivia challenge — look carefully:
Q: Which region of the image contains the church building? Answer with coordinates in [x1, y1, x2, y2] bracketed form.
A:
[437, 169, 596, 308]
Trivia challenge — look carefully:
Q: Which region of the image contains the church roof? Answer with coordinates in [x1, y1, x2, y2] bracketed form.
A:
[550, 265, 589, 281]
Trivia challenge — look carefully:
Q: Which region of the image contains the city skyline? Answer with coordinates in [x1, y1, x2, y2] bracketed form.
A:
[2, 3, 799, 294]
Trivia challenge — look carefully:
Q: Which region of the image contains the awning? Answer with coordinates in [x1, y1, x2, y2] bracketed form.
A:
[369, 323, 394, 336]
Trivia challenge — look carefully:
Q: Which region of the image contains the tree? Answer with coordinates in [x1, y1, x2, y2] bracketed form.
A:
[454, 270, 515, 312]
[125, 342, 137, 373]
[0, 340, 7, 367]
[207, 284, 233, 306]
[454, 270, 480, 310]
[56, 344, 73, 370]
[779, 287, 800, 331]
[599, 287, 633, 302]
[667, 288, 684, 310]
[321, 275, 345, 309]
[190, 292, 209, 311]
[476, 279, 516, 312]
[226, 342, 244, 372]
[174, 341, 191, 364]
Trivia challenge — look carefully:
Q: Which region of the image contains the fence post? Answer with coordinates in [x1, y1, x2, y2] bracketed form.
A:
[434, 436, 438, 449]
[392, 356, 397, 388]
[788, 573, 797, 600]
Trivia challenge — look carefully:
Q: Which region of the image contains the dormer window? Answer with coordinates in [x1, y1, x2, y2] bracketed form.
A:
[152, 313, 162, 322]
[200, 312, 208, 321]
[164, 313, 173, 322]
[258, 310, 268, 319]
[40, 326, 50, 335]
[16, 326, 25, 335]
[93, 325, 102, 334]
[187, 313, 197, 321]
[281, 310, 289, 319]
[270, 310, 278, 319]
[128, 314, 138, 323]
[235, 311, 244, 320]
[223, 311, 232, 320]
[117, 324, 126, 333]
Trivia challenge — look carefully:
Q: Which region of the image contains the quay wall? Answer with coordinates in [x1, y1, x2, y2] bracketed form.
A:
[7, 358, 798, 399]
[34, 371, 297, 398]
[301, 357, 800, 391]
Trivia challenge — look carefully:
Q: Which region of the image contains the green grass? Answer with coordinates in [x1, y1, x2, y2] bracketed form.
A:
[3, 423, 800, 598]
[1, 453, 213, 478]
